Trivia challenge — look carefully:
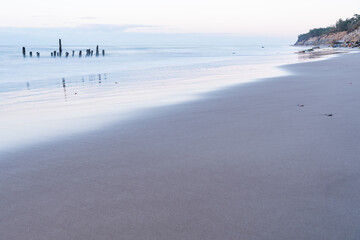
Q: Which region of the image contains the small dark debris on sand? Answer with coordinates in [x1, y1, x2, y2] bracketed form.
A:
[325, 113, 333, 117]
[297, 104, 304, 107]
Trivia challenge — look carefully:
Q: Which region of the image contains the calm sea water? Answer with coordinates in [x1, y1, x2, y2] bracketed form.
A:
[0, 44, 328, 153]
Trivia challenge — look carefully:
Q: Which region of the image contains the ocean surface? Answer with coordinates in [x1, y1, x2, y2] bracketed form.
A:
[0, 44, 332, 153]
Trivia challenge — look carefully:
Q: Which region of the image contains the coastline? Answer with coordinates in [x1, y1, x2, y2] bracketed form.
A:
[0, 45, 318, 154]
[1, 52, 360, 239]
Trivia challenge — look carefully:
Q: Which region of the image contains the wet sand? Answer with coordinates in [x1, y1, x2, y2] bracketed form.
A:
[1, 52, 360, 240]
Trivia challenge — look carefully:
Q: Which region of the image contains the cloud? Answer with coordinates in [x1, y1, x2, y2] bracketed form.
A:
[77, 24, 156, 32]
[77, 17, 98, 20]
[0, 24, 295, 45]
[124, 25, 179, 34]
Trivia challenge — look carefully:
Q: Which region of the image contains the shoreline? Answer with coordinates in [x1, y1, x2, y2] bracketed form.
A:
[1, 52, 360, 239]
[0, 45, 324, 155]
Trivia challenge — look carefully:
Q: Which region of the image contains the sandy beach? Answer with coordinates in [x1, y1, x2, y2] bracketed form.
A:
[1, 52, 360, 239]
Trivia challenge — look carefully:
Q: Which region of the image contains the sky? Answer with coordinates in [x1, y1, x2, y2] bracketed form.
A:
[0, 0, 359, 45]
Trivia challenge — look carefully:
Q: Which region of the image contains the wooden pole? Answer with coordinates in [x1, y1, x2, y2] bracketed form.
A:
[96, 45, 99, 57]
[90, 50, 93, 57]
[29, 51, 33, 57]
[72, 50, 75, 57]
[65, 52, 69, 58]
[36, 52, 40, 58]
[53, 51, 57, 57]
[51, 52, 54, 57]
[22, 47, 26, 57]
[102, 49, 105, 56]
[79, 50, 82, 57]
[59, 39, 62, 57]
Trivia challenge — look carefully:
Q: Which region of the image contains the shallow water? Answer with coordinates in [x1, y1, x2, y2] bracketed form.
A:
[0, 45, 333, 153]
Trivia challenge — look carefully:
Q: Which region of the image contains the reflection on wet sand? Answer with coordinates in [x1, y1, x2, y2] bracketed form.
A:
[59, 73, 109, 100]
[297, 49, 345, 60]
[62, 78, 67, 99]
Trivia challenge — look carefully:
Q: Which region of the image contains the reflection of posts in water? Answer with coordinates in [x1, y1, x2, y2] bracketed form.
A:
[59, 39, 62, 57]
[62, 78, 67, 99]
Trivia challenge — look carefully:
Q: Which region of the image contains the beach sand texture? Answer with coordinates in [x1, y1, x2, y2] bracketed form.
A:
[1, 53, 360, 240]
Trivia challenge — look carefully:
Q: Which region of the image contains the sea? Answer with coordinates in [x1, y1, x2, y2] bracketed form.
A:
[0, 44, 334, 154]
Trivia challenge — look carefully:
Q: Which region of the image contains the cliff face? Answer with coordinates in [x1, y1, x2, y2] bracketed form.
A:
[295, 27, 360, 46]
[343, 27, 360, 42]
[295, 31, 347, 45]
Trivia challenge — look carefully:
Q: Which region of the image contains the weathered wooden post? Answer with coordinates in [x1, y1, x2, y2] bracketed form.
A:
[72, 50, 75, 57]
[22, 47, 26, 57]
[65, 52, 69, 58]
[51, 52, 54, 57]
[29, 51, 33, 57]
[53, 51, 57, 57]
[90, 50, 93, 57]
[79, 50, 82, 57]
[59, 39, 62, 57]
[102, 49, 105, 56]
[96, 45, 99, 57]
[36, 52, 40, 58]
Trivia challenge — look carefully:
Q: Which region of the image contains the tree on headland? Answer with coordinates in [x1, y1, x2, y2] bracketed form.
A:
[297, 14, 360, 43]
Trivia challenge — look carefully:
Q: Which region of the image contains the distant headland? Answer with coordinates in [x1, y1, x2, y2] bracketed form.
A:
[295, 14, 360, 47]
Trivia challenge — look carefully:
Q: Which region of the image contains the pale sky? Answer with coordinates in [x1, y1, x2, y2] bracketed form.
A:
[1, 0, 359, 44]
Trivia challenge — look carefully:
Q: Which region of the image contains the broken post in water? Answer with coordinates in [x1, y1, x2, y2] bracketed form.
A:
[59, 39, 62, 57]
[102, 49, 105, 56]
[72, 50, 75, 57]
[29, 51, 33, 57]
[51, 52, 54, 57]
[53, 51, 57, 57]
[65, 52, 69, 58]
[36, 52, 40, 58]
[79, 50, 82, 57]
[96, 45, 99, 57]
[22, 47, 26, 57]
